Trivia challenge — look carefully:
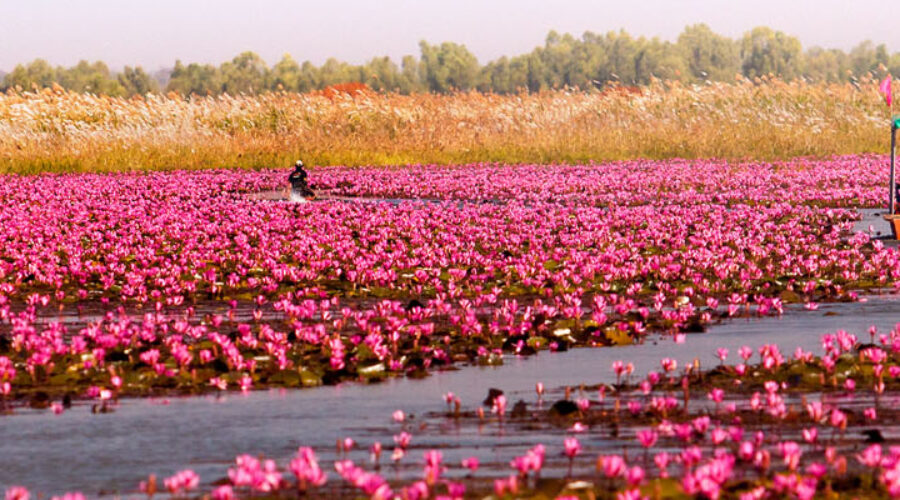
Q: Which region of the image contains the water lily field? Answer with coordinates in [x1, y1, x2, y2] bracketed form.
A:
[4, 155, 900, 499]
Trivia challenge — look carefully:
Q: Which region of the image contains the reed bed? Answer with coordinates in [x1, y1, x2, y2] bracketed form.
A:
[0, 78, 892, 173]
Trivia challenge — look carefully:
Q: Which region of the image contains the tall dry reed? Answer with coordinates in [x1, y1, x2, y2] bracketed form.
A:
[0, 77, 892, 174]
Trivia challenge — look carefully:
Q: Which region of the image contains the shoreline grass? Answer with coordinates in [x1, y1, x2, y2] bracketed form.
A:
[0, 77, 893, 174]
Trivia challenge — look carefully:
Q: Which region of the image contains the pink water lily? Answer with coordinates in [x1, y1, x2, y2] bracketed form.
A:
[598, 455, 627, 478]
[563, 437, 581, 458]
[4, 487, 30, 500]
[461, 456, 479, 473]
[289, 447, 327, 489]
[636, 429, 658, 448]
[163, 469, 199, 494]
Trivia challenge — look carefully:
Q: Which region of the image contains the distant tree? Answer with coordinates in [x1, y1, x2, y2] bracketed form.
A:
[58, 60, 125, 95]
[538, 31, 579, 88]
[740, 27, 804, 80]
[419, 41, 480, 92]
[848, 41, 889, 78]
[118, 66, 158, 95]
[151, 68, 172, 89]
[522, 52, 547, 92]
[604, 30, 641, 84]
[677, 24, 740, 82]
[634, 37, 688, 83]
[572, 33, 610, 87]
[889, 53, 900, 79]
[269, 54, 302, 91]
[507, 57, 530, 92]
[166, 60, 221, 95]
[363, 56, 402, 92]
[3, 59, 59, 90]
[318, 57, 362, 87]
[218, 51, 268, 94]
[803, 47, 850, 82]
[479, 56, 528, 93]
[296, 61, 320, 92]
[10, 25, 900, 96]
[397, 55, 424, 93]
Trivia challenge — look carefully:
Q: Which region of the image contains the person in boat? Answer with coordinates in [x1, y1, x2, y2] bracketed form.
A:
[288, 160, 316, 201]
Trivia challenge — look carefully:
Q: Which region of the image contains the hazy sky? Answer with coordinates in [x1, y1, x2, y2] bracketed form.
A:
[0, 0, 894, 71]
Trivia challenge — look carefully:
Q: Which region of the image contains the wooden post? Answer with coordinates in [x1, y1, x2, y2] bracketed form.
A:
[892, 122, 897, 215]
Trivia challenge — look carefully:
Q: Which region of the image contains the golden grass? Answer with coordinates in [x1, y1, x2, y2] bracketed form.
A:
[0, 77, 893, 174]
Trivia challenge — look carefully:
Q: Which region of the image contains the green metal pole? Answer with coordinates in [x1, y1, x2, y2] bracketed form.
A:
[892, 122, 897, 215]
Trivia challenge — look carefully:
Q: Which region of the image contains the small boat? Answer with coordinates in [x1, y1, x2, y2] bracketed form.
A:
[288, 160, 316, 202]
[289, 190, 315, 203]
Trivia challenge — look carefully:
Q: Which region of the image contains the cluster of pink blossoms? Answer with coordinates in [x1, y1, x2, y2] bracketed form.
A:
[0, 156, 897, 402]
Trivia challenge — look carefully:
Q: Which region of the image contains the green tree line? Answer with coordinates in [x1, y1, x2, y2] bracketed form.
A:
[4, 24, 900, 96]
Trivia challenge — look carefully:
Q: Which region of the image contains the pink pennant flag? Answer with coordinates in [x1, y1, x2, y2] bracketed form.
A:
[880, 75, 893, 108]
